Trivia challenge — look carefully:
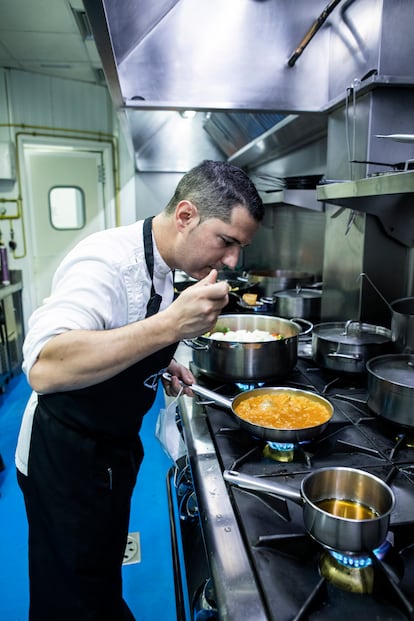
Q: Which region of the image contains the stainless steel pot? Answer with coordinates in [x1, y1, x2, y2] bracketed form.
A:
[391, 297, 414, 353]
[312, 320, 393, 374]
[182, 382, 333, 443]
[274, 287, 322, 320]
[185, 314, 304, 381]
[367, 354, 414, 429]
[223, 467, 395, 553]
[247, 270, 317, 298]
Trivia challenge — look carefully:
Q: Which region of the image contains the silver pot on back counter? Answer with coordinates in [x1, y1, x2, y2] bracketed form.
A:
[273, 286, 322, 321]
[312, 320, 394, 374]
[247, 269, 319, 298]
[367, 354, 414, 429]
[391, 297, 414, 353]
[184, 314, 309, 382]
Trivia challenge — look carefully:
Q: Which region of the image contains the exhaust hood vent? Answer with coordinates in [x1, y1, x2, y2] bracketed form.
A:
[203, 113, 286, 158]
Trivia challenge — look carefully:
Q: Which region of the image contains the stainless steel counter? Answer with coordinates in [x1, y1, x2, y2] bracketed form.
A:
[172, 342, 268, 621]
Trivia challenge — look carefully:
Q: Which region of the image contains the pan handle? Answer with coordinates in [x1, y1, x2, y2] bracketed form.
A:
[223, 470, 303, 505]
[162, 373, 233, 409]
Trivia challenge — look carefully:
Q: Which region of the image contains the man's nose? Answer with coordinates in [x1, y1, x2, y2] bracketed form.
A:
[222, 246, 240, 269]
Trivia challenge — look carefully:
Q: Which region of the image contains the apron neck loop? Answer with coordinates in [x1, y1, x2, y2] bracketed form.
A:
[143, 217, 162, 317]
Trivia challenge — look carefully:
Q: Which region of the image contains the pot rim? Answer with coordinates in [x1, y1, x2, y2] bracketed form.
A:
[367, 353, 414, 388]
[275, 288, 322, 300]
[391, 296, 414, 315]
[200, 313, 302, 342]
[301, 466, 395, 521]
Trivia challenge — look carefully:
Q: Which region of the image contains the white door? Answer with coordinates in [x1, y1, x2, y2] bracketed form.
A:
[25, 146, 111, 308]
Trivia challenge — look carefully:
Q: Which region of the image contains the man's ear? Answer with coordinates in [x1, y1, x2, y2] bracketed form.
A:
[175, 200, 199, 231]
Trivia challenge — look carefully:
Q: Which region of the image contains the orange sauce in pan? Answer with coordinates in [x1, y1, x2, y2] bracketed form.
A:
[234, 392, 331, 430]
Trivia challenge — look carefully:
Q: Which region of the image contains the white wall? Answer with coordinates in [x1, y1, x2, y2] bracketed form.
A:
[0, 67, 136, 327]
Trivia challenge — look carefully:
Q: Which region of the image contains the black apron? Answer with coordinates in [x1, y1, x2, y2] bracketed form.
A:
[18, 217, 178, 621]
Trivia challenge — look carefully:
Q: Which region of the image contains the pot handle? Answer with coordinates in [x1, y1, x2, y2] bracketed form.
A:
[223, 470, 303, 505]
[328, 352, 362, 360]
[162, 373, 233, 409]
[290, 318, 313, 336]
[182, 338, 209, 351]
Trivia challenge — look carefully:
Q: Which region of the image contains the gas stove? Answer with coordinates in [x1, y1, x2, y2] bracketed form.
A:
[168, 345, 414, 621]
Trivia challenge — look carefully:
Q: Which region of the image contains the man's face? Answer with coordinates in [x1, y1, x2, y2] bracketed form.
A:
[178, 204, 260, 280]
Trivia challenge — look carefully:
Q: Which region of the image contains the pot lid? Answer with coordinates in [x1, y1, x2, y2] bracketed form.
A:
[313, 321, 392, 345]
[367, 354, 414, 388]
[276, 288, 322, 299]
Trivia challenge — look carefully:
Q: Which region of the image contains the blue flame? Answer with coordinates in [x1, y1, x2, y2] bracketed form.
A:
[268, 441, 295, 452]
[236, 381, 265, 391]
[330, 540, 391, 569]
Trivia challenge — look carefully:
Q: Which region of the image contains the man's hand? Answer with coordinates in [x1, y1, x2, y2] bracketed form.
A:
[163, 359, 195, 397]
[168, 269, 230, 339]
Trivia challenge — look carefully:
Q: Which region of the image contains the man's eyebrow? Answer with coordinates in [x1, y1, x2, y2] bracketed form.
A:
[220, 233, 249, 248]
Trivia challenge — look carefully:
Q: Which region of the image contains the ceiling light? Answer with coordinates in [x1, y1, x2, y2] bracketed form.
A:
[180, 111, 197, 119]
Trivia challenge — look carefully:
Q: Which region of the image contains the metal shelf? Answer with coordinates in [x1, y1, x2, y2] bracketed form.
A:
[316, 171, 414, 247]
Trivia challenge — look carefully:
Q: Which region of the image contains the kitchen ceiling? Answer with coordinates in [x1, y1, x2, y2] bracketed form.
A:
[0, 0, 104, 85]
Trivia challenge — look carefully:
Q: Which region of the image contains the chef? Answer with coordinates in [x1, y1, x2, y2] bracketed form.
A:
[15, 159, 264, 621]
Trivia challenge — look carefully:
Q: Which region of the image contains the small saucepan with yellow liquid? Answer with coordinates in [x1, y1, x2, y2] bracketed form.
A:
[223, 467, 395, 553]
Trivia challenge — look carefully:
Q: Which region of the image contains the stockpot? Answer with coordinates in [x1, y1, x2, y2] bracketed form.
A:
[358, 274, 414, 354]
[312, 320, 393, 374]
[367, 354, 414, 429]
[223, 467, 395, 553]
[185, 314, 311, 382]
[391, 297, 414, 353]
[274, 287, 322, 321]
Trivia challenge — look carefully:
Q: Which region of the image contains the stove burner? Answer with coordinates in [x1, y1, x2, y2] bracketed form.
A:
[264, 441, 295, 462]
[320, 548, 374, 593]
[319, 541, 392, 594]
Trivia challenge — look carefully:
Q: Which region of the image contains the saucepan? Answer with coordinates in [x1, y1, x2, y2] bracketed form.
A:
[312, 320, 393, 374]
[163, 374, 333, 444]
[223, 467, 395, 553]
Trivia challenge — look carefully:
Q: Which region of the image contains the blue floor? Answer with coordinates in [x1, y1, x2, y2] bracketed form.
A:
[0, 372, 177, 621]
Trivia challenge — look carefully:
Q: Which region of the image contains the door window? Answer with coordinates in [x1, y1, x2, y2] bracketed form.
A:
[49, 186, 85, 230]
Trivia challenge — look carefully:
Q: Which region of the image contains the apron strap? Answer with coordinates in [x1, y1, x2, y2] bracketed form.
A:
[143, 217, 162, 317]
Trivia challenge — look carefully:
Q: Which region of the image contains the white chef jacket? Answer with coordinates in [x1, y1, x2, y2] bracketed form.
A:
[16, 220, 175, 475]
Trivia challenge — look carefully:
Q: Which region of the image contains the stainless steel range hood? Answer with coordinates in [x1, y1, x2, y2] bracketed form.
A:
[84, 0, 333, 112]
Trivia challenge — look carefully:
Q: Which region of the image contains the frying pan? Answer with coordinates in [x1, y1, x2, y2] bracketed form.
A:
[223, 467, 395, 553]
[163, 374, 333, 443]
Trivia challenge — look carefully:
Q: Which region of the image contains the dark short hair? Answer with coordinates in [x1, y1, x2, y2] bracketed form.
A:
[165, 160, 264, 223]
